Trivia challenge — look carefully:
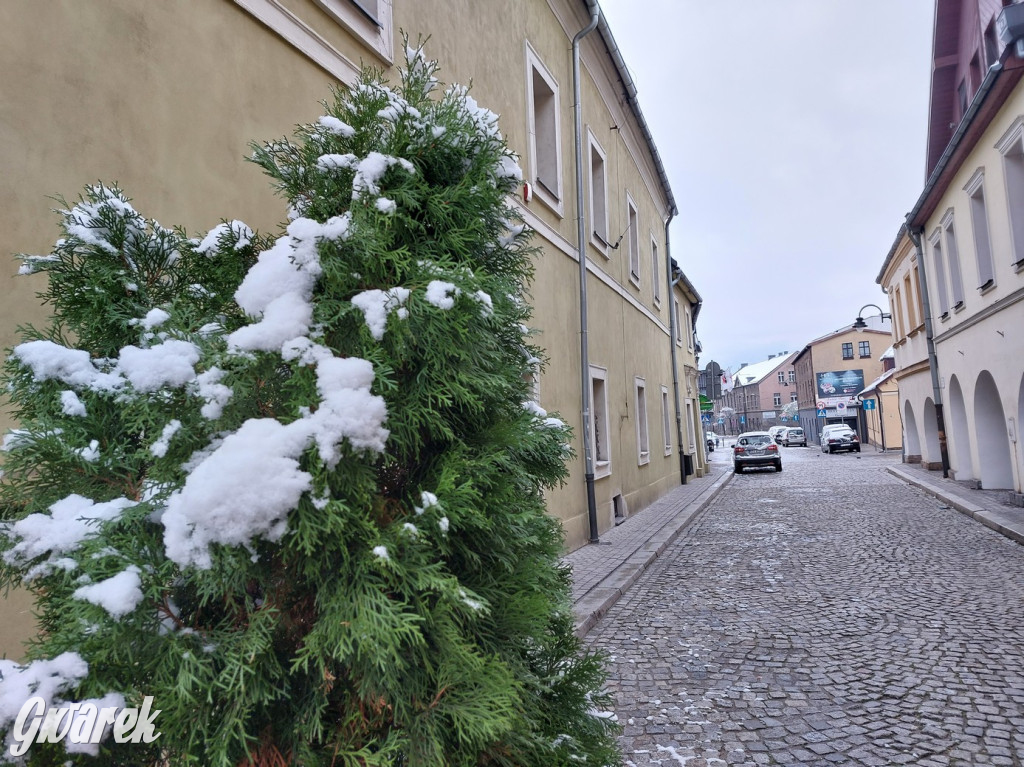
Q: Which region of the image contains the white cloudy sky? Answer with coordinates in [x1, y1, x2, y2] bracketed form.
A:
[597, 0, 935, 372]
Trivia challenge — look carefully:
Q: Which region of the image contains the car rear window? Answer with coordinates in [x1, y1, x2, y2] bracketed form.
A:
[788, 428, 803, 436]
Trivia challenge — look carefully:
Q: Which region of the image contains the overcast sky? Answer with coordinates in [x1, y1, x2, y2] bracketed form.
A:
[597, 0, 935, 373]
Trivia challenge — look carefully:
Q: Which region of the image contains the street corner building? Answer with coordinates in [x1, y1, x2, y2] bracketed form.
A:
[877, 0, 1024, 501]
[0, 0, 703, 656]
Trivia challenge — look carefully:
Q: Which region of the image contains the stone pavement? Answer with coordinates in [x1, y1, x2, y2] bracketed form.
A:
[887, 460, 1024, 546]
[563, 464, 733, 637]
[564, 444, 1024, 639]
[583, 445, 1024, 766]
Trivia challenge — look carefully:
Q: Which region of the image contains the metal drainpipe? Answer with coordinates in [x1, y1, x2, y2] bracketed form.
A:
[665, 215, 687, 484]
[906, 223, 950, 478]
[573, 0, 601, 543]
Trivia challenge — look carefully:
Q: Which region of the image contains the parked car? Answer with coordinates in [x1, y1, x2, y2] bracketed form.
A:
[820, 424, 860, 453]
[781, 426, 806, 447]
[706, 431, 716, 452]
[733, 431, 782, 473]
[768, 425, 787, 444]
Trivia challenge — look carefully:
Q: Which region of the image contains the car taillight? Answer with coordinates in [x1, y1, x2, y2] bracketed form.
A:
[734, 446, 745, 454]
[767, 444, 777, 452]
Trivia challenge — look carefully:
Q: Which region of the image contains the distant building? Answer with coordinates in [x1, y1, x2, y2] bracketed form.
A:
[715, 353, 797, 433]
[791, 319, 891, 445]
[858, 348, 902, 453]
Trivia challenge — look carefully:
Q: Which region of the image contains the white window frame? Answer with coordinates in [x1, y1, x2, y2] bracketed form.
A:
[635, 377, 650, 465]
[626, 195, 640, 286]
[313, 0, 393, 62]
[777, 371, 785, 384]
[651, 236, 661, 306]
[941, 210, 965, 310]
[587, 130, 609, 255]
[525, 43, 563, 215]
[589, 365, 611, 478]
[929, 228, 951, 318]
[965, 168, 996, 290]
[684, 306, 694, 351]
[673, 297, 683, 345]
[773, 393, 782, 408]
[661, 385, 672, 456]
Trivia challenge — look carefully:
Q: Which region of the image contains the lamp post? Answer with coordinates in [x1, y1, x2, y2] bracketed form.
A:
[852, 303, 892, 330]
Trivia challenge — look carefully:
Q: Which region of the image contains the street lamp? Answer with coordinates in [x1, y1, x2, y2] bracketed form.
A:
[852, 303, 892, 330]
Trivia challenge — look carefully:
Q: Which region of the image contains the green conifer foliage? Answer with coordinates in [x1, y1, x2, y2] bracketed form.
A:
[0, 45, 621, 765]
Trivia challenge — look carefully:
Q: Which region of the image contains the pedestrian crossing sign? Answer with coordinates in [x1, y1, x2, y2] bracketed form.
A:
[816, 409, 827, 417]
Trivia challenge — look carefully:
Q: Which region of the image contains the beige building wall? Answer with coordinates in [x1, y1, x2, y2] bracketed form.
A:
[879, 230, 940, 467]
[0, 0, 696, 654]
[861, 378, 902, 452]
[912, 87, 1024, 492]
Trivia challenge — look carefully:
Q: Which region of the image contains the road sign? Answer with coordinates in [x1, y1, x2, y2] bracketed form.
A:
[701, 413, 711, 423]
[863, 399, 876, 410]
[816, 409, 827, 418]
[816, 401, 826, 410]
[739, 415, 746, 424]
[836, 402, 847, 412]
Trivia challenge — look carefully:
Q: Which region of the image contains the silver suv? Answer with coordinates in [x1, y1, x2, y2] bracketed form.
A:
[733, 431, 782, 473]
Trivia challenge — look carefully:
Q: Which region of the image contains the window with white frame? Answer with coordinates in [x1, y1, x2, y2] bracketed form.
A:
[859, 340, 871, 358]
[894, 287, 906, 339]
[790, 392, 798, 403]
[788, 370, 795, 383]
[965, 170, 995, 289]
[929, 229, 951, 316]
[911, 265, 923, 325]
[588, 132, 608, 249]
[777, 371, 785, 384]
[773, 393, 782, 407]
[661, 386, 672, 455]
[526, 45, 562, 210]
[589, 366, 610, 474]
[673, 297, 682, 343]
[684, 306, 693, 351]
[627, 196, 640, 284]
[635, 377, 650, 465]
[651, 237, 661, 304]
[997, 117, 1024, 266]
[314, 0, 394, 62]
[942, 212, 965, 309]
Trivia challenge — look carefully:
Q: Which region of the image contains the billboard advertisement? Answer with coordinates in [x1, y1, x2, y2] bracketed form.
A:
[816, 369, 864, 399]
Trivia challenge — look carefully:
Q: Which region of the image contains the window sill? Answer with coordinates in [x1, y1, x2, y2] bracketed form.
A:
[663, 446, 672, 457]
[939, 312, 950, 322]
[591, 231, 610, 259]
[594, 461, 611, 480]
[978, 278, 995, 294]
[637, 453, 650, 466]
[531, 182, 563, 219]
[1014, 259, 1024, 274]
[952, 301, 966, 314]
[629, 273, 641, 289]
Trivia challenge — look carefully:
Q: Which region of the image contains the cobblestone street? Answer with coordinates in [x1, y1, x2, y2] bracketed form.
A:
[587, 446, 1024, 766]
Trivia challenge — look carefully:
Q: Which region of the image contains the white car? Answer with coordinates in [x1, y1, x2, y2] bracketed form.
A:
[820, 424, 860, 454]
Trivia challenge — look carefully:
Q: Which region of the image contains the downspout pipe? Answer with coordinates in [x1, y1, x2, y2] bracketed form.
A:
[665, 216, 687, 484]
[573, 0, 601, 543]
[906, 223, 951, 478]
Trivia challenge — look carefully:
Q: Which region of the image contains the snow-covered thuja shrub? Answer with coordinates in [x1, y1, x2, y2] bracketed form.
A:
[0, 46, 621, 766]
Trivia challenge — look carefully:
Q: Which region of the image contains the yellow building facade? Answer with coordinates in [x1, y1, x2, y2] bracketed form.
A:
[0, 0, 700, 655]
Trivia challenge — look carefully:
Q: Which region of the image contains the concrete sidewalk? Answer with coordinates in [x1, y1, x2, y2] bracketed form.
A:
[562, 464, 732, 637]
[887, 460, 1024, 546]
